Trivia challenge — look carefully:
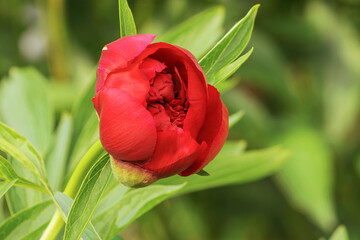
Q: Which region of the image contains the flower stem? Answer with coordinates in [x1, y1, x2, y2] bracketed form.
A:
[40, 140, 104, 240]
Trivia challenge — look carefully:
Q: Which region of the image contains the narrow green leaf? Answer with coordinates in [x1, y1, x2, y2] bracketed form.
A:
[5, 161, 45, 214]
[55, 192, 101, 240]
[19, 222, 49, 240]
[68, 113, 99, 175]
[118, 0, 136, 37]
[71, 74, 96, 150]
[46, 113, 73, 190]
[216, 77, 240, 94]
[0, 179, 17, 199]
[229, 110, 245, 129]
[0, 122, 45, 179]
[0, 67, 54, 155]
[212, 48, 253, 85]
[65, 154, 111, 240]
[158, 142, 289, 195]
[69, 75, 99, 175]
[0, 155, 48, 194]
[329, 225, 348, 240]
[158, 6, 225, 59]
[0, 139, 41, 178]
[93, 183, 128, 219]
[275, 127, 337, 231]
[93, 184, 185, 239]
[199, 5, 259, 83]
[0, 200, 55, 240]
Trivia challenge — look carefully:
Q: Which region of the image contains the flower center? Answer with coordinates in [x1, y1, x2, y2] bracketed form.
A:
[145, 66, 188, 131]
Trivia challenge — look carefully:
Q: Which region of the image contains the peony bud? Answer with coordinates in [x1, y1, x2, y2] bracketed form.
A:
[93, 35, 229, 187]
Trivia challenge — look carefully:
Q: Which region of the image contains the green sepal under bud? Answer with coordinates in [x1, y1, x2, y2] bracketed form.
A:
[196, 169, 210, 176]
[110, 156, 158, 188]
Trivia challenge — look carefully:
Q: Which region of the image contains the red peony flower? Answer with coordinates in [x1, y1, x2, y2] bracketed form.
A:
[93, 34, 228, 187]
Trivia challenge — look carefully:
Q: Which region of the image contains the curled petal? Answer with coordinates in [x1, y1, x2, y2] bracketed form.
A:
[140, 58, 166, 80]
[93, 87, 157, 161]
[139, 129, 203, 178]
[142, 43, 208, 138]
[96, 34, 156, 92]
[180, 85, 229, 176]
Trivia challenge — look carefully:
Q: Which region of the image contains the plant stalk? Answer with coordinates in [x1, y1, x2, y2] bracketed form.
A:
[40, 140, 104, 240]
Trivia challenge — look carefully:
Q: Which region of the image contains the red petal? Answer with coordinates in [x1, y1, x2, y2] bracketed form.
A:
[96, 34, 156, 92]
[182, 61, 207, 138]
[139, 129, 202, 178]
[93, 87, 157, 161]
[141, 43, 208, 138]
[179, 85, 229, 176]
[139, 58, 166, 80]
[105, 66, 149, 106]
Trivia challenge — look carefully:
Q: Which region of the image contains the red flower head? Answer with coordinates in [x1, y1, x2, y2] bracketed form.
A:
[93, 34, 228, 187]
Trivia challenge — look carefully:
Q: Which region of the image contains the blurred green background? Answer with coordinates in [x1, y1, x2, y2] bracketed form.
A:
[1, 0, 360, 239]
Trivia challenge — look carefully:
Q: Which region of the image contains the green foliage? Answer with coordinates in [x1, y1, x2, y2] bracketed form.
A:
[328, 225, 349, 240]
[93, 183, 185, 239]
[0, 180, 16, 199]
[199, 5, 259, 85]
[228, 110, 245, 129]
[0, 156, 47, 194]
[55, 192, 101, 239]
[118, 0, 137, 37]
[0, 122, 45, 180]
[45, 113, 72, 190]
[212, 48, 253, 86]
[68, 74, 99, 175]
[158, 6, 225, 59]
[0, 200, 54, 240]
[64, 154, 112, 240]
[0, 67, 53, 155]
[159, 142, 289, 195]
[275, 127, 336, 231]
[306, 2, 360, 146]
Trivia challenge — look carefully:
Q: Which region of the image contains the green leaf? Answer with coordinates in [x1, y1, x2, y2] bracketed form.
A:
[5, 160, 45, 214]
[68, 113, 99, 175]
[199, 5, 259, 84]
[274, 127, 337, 231]
[306, 2, 360, 146]
[0, 122, 45, 179]
[158, 142, 289, 195]
[55, 192, 101, 240]
[0, 123, 48, 213]
[118, 0, 136, 37]
[216, 77, 240, 94]
[19, 222, 49, 240]
[328, 225, 348, 240]
[46, 113, 73, 190]
[68, 75, 99, 175]
[0, 155, 47, 194]
[64, 154, 112, 240]
[0, 179, 17, 199]
[158, 6, 225, 59]
[71, 74, 96, 150]
[93, 184, 185, 239]
[0, 200, 55, 240]
[212, 48, 253, 86]
[221, 88, 272, 145]
[229, 110, 245, 129]
[0, 67, 54, 155]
